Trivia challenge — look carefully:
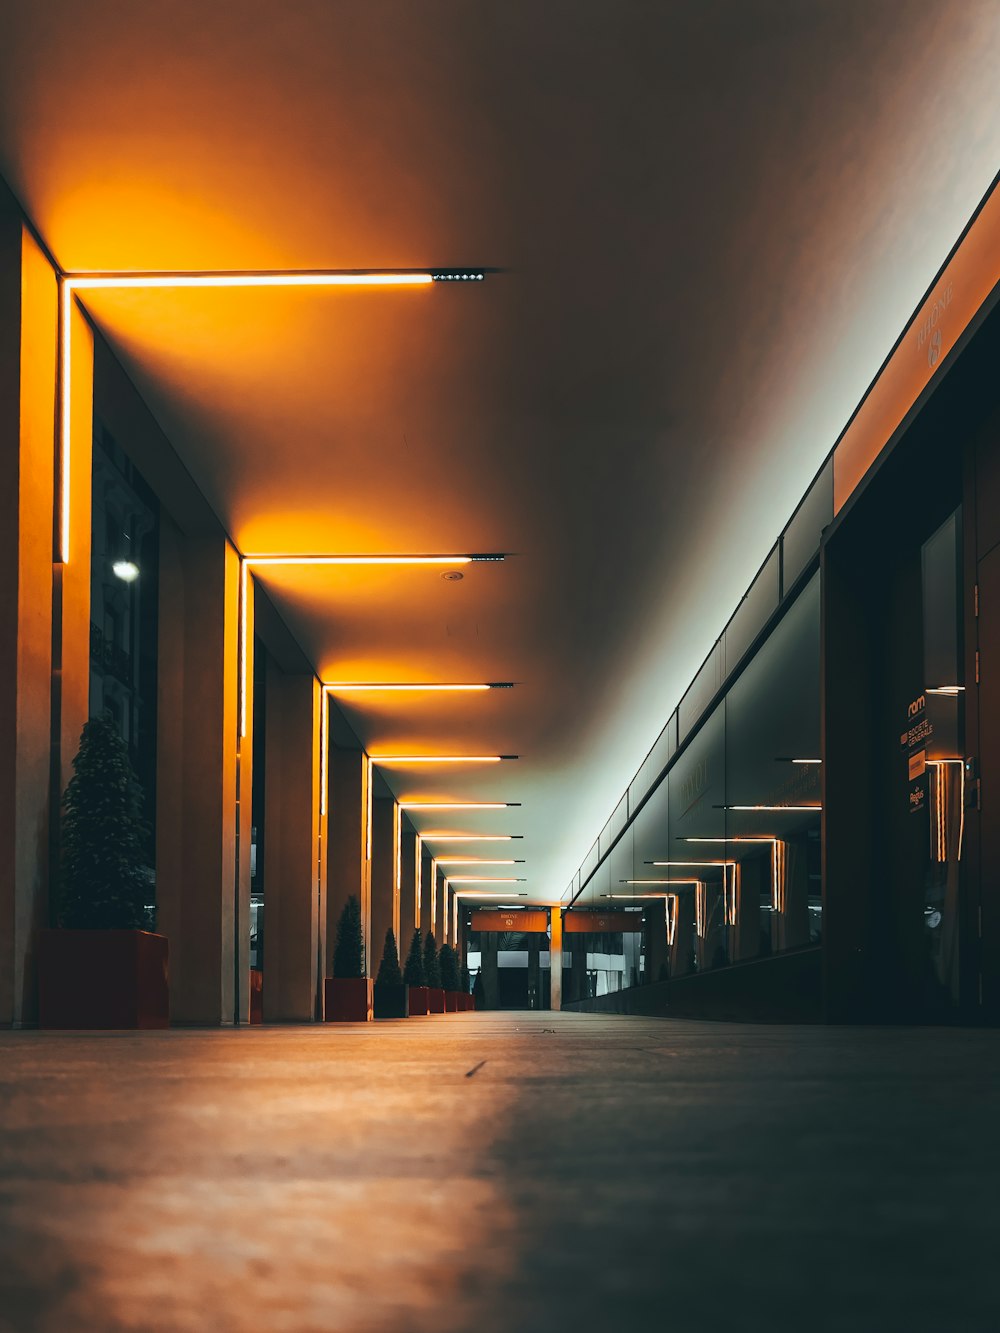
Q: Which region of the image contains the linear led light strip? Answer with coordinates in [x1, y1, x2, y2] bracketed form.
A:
[420, 834, 521, 842]
[58, 268, 488, 565]
[374, 756, 512, 767]
[435, 859, 523, 866]
[243, 554, 503, 737]
[447, 877, 526, 883]
[400, 802, 519, 810]
[325, 682, 513, 692]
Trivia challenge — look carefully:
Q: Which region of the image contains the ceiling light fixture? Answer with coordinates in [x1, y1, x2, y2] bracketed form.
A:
[419, 834, 521, 842]
[376, 755, 504, 765]
[434, 859, 523, 866]
[399, 802, 521, 810]
[59, 268, 492, 564]
[324, 682, 513, 692]
[447, 877, 526, 884]
[111, 560, 140, 583]
[240, 554, 505, 735]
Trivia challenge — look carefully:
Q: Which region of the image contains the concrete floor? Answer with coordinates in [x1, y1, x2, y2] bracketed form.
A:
[1, 1012, 998, 1333]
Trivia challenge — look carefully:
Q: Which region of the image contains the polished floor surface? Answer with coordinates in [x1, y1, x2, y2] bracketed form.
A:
[1, 1011, 998, 1332]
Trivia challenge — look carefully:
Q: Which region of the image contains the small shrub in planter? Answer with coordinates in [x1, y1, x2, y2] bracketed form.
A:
[373, 927, 408, 1019]
[403, 928, 429, 1015]
[423, 932, 445, 1013]
[39, 716, 168, 1029]
[439, 943, 460, 1011]
[324, 895, 372, 1021]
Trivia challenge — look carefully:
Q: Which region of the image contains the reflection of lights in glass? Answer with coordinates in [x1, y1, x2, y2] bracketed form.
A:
[682, 837, 774, 843]
[718, 804, 821, 811]
[926, 686, 964, 695]
[112, 560, 140, 582]
[619, 879, 703, 886]
[927, 758, 965, 862]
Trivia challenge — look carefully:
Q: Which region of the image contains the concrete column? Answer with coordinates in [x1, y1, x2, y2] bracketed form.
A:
[549, 908, 562, 1011]
[399, 827, 420, 953]
[0, 204, 57, 1028]
[156, 529, 242, 1024]
[371, 796, 400, 973]
[262, 667, 323, 1022]
[327, 746, 372, 977]
[419, 849, 433, 936]
[527, 934, 541, 1008]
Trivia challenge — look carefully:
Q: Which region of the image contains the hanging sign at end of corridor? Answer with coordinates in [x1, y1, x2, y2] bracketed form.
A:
[470, 909, 549, 933]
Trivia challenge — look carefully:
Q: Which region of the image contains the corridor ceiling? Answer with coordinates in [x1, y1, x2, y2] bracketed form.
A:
[3, 1, 1000, 901]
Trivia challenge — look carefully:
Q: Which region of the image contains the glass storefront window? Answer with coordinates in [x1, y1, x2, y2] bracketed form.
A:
[89, 419, 159, 922]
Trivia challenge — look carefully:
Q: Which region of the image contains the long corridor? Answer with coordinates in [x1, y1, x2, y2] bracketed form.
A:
[1, 1012, 998, 1332]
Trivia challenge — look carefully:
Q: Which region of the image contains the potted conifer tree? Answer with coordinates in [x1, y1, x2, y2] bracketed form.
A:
[460, 960, 473, 1011]
[439, 943, 460, 1012]
[373, 927, 409, 1019]
[424, 932, 445, 1013]
[39, 716, 169, 1028]
[403, 928, 429, 1015]
[324, 895, 372, 1021]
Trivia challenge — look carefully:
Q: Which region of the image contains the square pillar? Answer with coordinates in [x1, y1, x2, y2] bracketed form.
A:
[262, 666, 324, 1021]
[156, 527, 243, 1024]
[327, 745, 372, 977]
[549, 908, 562, 1010]
[0, 206, 57, 1027]
[419, 848, 433, 936]
[399, 827, 420, 952]
[371, 796, 400, 971]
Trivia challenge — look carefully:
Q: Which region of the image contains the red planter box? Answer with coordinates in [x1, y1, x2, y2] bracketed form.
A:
[324, 977, 373, 1022]
[38, 929, 169, 1029]
[407, 985, 429, 1015]
[462, 993, 475, 1011]
[445, 991, 460, 1012]
[427, 987, 446, 1013]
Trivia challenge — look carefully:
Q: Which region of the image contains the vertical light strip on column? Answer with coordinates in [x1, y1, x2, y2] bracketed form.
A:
[365, 755, 373, 863]
[414, 834, 422, 922]
[320, 682, 329, 816]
